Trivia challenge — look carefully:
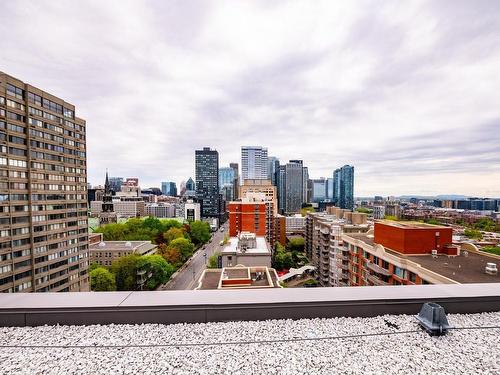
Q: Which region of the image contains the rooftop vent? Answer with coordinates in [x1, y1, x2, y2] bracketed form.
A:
[98, 241, 106, 247]
[416, 302, 451, 336]
[485, 263, 498, 275]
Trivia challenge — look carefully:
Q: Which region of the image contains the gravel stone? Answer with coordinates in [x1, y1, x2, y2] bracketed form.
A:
[0, 312, 499, 374]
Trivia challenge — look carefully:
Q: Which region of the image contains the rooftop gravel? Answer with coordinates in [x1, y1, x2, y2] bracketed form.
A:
[0, 312, 499, 374]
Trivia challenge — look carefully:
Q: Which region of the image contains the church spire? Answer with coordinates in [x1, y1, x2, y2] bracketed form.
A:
[104, 169, 111, 194]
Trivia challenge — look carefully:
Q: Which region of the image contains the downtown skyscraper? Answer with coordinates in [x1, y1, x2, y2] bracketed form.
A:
[241, 146, 268, 180]
[279, 161, 305, 214]
[0, 72, 89, 293]
[333, 165, 354, 210]
[195, 147, 220, 219]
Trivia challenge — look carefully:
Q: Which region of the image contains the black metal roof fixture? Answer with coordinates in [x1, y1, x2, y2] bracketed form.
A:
[416, 302, 452, 336]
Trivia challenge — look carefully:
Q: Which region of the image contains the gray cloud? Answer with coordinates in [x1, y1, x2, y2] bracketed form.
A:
[1, 0, 499, 196]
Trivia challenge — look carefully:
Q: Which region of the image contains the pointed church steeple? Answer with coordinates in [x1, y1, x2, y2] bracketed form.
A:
[104, 169, 111, 195]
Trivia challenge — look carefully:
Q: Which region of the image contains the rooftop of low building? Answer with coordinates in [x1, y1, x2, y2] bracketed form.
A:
[221, 233, 270, 255]
[196, 266, 280, 290]
[345, 233, 500, 283]
[376, 220, 450, 229]
[89, 240, 157, 254]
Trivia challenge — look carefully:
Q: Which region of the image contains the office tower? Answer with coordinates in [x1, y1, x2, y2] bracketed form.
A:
[229, 162, 239, 199]
[333, 165, 354, 210]
[277, 164, 286, 214]
[302, 166, 309, 204]
[185, 177, 195, 191]
[161, 181, 177, 196]
[241, 146, 268, 180]
[219, 167, 235, 202]
[195, 147, 220, 219]
[0, 72, 89, 292]
[219, 167, 235, 188]
[267, 156, 279, 186]
[284, 161, 304, 214]
[311, 178, 327, 202]
[108, 177, 123, 193]
[327, 178, 334, 201]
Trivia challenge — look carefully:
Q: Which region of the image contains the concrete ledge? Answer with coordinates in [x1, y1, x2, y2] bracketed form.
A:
[1, 283, 499, 327]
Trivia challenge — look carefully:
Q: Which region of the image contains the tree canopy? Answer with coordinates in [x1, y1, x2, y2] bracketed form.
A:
[300, 206, 315, 216]
[111, 254, 141, 291]
[189, 220, 211, 245]
[168, 237, 195, 262]
[272, 243, 294, 270]
[110, 253, 175, 291]
[90, 267, 116, 291]
[208, 252, 221, 269]
[137, 255, 175, 290]
[287, 237, 305, 252]
[95, 217, 183, 243]
[464, 228, 483, 240]
[163, 227, 186, 244]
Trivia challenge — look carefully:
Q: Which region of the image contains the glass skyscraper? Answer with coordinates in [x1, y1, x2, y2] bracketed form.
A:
[195, 147, 220, 218]
[333, 165, 354, 210]
[241, 146, 268, 180]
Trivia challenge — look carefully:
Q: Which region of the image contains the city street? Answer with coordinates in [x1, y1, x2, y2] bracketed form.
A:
[160, 222, 228, 290]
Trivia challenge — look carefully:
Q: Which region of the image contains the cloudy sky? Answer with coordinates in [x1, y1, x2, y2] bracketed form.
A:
[1, 0, 499, 197]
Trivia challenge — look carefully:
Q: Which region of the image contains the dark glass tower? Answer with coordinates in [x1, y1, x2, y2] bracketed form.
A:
[333, 165, 354, 210]
[195, 147, 220, 219]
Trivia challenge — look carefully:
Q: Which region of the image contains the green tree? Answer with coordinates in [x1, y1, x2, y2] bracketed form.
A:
[208, 252, 221, 269]
[473, 218, 496, 232]
[168, 237, 195, 261]
[384, 215, 398, 221]
[355, 207, 372, 214]
[160, 219, 183, 231]
[300, 206, 315, 216]
[189, 220, 211, 245]
[272, 243, 294, 270]
[137, 255, 175, 290]
[287, 237, 305, 252]
[111, 254, 141, 291]
[90, 267, 116, 291]
[89, 262, 104, 273]
[158, 244, 182, 266]
[163, 227, 186, 244]
[481, 246, 500, 256]
[425, 218, 442, 225]
[94, 223, 126, 241]
[464, 229, 483, 240]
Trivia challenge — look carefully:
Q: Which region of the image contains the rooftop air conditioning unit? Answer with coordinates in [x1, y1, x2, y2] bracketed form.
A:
[485, 263, 498, 275]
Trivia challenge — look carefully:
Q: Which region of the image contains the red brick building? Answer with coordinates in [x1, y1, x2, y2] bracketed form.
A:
[374, 221, 453, 255]
[228, 202, 267, 237]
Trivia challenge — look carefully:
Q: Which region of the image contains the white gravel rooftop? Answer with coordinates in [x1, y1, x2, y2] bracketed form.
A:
[1, 312, 499, 375]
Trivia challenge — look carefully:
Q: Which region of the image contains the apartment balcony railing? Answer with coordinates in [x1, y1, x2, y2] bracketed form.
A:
[365, 261, 392, 277]
[1, 284, 499, 327]
[367, 274, 389, 286]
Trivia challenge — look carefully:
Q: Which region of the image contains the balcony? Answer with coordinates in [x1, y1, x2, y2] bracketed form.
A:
[367, 274, 389, 286]
[366, 261, 392, 277]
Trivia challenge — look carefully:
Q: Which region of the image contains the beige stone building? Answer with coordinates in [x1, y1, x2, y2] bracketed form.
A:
[0, 72, 89, 292]
[89, 240, 157, 267]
